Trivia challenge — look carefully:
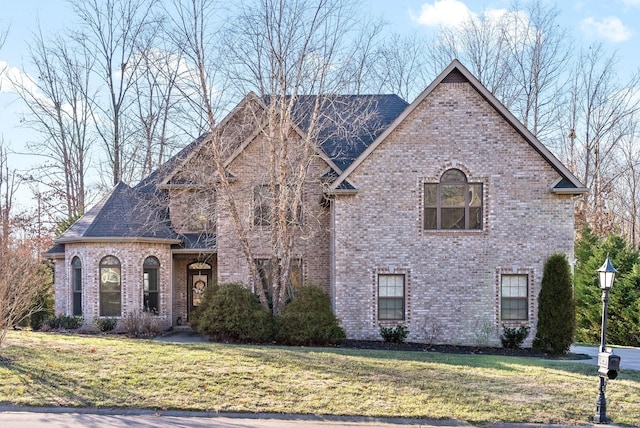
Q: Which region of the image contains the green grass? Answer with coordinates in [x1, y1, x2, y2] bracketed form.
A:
[1, 331, 639, 426]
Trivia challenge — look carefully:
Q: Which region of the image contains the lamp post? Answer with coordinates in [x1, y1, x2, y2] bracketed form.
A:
[594, 256, 617, 424]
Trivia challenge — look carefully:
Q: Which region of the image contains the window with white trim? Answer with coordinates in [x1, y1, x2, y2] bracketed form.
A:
[501, 274, 528, 321]
[378, 274, 405, 320]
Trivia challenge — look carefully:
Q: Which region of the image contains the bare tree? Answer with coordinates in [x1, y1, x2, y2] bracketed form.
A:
[129, 45, 186, 178]
[0, 242, 52, 346]
[339, 15, 386, 96]
[425, 0, 570, 138]
[612, 120, 640, 248]
[562, 45, 640, 234]
[374, 32, 431, 101]
[504, 0, 569, 140]
[11, 27, 94, 220]
[427, 8, 517, 107]
[165, 0, 383, 314]
[0, 26, 7, 84]
[0, 142, 23, 252]
[70, 0, 158, 186]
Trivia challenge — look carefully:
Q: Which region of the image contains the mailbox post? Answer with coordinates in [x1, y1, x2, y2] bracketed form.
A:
[598, 351, 621, 380]
[594, 257, 620, 424]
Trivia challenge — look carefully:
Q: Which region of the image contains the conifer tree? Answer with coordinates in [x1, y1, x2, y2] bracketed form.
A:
[533, 253, 575, 355]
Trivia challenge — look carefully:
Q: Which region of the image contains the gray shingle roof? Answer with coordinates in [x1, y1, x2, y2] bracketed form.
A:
[49, 93, 409, 249]
[172, 233, 217, 250]
[264, 94, 409, 172]
[56, 181, 178, 242]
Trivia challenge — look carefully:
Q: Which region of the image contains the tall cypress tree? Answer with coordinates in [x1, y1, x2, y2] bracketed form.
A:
[533, 253, 575, 355]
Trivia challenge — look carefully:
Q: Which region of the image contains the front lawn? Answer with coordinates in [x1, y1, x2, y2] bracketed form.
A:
[1, 331, 639, 426]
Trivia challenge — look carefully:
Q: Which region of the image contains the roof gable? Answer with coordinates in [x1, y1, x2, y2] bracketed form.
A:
[329, 59, 587, 195]
[223, 94, 408, 176]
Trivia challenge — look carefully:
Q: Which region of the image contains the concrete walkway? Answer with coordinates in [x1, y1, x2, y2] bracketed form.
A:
[0, 406, 609, 428]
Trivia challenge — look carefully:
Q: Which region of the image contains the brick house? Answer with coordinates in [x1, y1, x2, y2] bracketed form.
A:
[46, 60, 586, 346]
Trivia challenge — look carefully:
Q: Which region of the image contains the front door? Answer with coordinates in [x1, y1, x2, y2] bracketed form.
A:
[187, 262, 212, 320]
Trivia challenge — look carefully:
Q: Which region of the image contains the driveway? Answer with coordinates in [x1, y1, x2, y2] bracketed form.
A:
[570, 345, 640, 372]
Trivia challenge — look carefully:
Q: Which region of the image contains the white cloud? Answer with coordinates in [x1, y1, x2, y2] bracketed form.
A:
[621, 0, 640, 6]
[581, 16, 632, 43]
[411, 1, 528, 39]
[411, 0, 473, 28]
[0, 61, 39, 95]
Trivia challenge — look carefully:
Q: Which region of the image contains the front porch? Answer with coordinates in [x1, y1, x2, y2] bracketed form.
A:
[171, 253, 217, 326]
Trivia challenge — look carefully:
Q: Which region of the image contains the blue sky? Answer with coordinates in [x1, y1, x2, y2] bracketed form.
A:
[1, 0, 639, 209]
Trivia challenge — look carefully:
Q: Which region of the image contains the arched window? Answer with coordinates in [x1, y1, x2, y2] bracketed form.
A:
[99, 255, 121, 316]
[143, 256, 160, 314]
[424, 169, 483, 230]
[71, 257, 82, 316]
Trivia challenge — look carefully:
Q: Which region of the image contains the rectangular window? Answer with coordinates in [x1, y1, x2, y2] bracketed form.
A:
[254, 185, 302, 226]
[100, 267, 121, 316]
[254, 185, 271, 226]
[72, 263, 82, 316]
[378, 274, 405, 320]
[501, 274, 528, 321]
[255, 258, 302, 301]
[143, 270, 159, 314]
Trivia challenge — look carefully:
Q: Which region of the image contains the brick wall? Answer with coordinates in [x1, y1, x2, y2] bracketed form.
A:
[54, 241, 174, 330]
[333, 82, 576, 346]
[216, 133, 332, 293]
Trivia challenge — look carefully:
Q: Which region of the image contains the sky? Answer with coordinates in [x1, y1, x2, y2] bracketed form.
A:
[1, 0, 640, 210]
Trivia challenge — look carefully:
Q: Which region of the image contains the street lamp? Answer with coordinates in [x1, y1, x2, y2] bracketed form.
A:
[594, 256, 618, 424]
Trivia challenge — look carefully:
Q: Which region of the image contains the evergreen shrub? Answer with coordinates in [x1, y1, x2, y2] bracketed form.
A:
[276, 286, 345, 346]
[380, 325, 409, 343]
[533, 253, 575, 355]
[47, 315, 83, 330]
[500, 325, 529, 349]
[190, 283, 274, 343]
[94, 317, 118, 332]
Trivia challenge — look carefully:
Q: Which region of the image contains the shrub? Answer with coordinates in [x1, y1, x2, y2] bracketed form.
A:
[380, 325, 409, 343]
[29, 293, 54, 331]
[30, 311, 50, 331]
[121, 310, 165, 337]
[533, 253, 575, 355]
[46, 316, 61, 329]
[47, 315, 83, 330]
[190, 283, 274, 343]
[94, 317, 118, 332]
[276, 286, 345, 346]
[500, 325, 530, 349]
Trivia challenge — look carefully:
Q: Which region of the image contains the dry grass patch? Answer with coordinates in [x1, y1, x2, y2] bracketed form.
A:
[0, 331, 639, 425]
